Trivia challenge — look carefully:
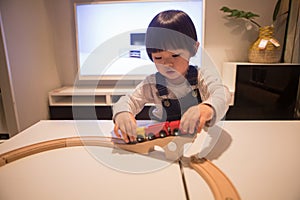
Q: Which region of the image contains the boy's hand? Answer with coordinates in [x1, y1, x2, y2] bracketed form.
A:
[114, 112, 137, 143]
[180, 104, 214, 134]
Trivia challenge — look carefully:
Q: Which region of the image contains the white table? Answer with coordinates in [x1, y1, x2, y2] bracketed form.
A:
[0, 120, 208, 200]
[0, 120, 300, 200]
[184, 121, 300, 200]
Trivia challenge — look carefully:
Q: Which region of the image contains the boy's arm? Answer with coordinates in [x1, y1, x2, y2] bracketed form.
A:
[112, 79, 155, 120]
[198, 67, 231, 126]
[112, 79, 155, 143]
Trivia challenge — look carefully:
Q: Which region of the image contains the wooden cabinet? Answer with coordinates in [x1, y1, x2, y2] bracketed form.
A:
[222, 62, 300, 120]
[49, 62, 300, 121]
[48, 86, 151, 120]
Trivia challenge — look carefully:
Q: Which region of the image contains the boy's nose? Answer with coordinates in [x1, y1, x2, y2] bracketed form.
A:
[163, 62, 174, 68]
[163, 58, 174, 67]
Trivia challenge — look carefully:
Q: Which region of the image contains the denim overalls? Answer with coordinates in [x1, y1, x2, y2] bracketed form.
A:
[150, 65, 202, 121]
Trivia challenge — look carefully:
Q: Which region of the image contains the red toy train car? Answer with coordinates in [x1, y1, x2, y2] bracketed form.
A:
[136, 120, 191, 143]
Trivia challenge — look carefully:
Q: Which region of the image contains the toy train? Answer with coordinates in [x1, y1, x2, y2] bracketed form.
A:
[135, 120, 194, 143]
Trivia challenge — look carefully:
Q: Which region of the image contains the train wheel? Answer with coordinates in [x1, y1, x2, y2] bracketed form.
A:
[147, 133, 156, 140]
[136, 135, 145, 143]
[172, 128, 180, 136]
[159, 130, 167, 138]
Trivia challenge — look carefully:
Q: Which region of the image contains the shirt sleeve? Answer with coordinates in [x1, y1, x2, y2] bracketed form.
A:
[198, 66, 231, 126]
[112, 76, 156, 120]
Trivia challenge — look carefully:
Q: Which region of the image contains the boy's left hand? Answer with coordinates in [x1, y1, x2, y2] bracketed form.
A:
[180, 104, 214, 134]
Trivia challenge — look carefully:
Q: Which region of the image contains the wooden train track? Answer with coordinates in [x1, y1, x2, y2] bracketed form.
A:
[188, 156, 240, 200]
[0, 136, 240, 200]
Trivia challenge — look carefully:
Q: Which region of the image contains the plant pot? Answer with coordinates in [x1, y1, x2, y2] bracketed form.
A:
[248, 26, 281, 63]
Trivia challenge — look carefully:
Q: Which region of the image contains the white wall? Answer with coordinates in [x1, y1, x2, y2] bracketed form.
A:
[205, 0, 279, 71]
[47, 0, 278, 83]
[0, 0, 61, 135]
[0, 0, 280, 134]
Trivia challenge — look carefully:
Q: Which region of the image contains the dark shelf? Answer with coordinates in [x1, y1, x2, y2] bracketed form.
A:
[226, 64, 300, 120]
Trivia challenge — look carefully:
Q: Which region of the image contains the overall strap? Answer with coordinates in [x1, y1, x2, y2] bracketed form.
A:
[152, 65, 201, 121]
[155, 72, 168, 96]
[187, 65, 198, 86]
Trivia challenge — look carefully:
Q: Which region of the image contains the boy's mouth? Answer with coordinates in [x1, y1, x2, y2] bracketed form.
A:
[165, 69, 177, 74]
[166, 70, 175, 74]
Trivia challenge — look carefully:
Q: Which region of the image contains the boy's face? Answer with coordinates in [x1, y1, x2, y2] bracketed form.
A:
[151, 49, 191, 82]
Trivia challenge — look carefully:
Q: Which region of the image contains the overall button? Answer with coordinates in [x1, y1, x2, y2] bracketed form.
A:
[192, 89, 198, 97]
[163, 99, 171, 107]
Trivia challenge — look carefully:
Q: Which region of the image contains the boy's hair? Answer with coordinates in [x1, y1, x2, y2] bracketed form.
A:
[145, 10, 198, 61]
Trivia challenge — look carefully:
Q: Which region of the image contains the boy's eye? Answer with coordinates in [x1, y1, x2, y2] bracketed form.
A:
[153, 53, 181, 60]
[172, 54, 181, 58]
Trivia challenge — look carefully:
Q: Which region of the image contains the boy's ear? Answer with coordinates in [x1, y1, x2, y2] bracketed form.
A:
[194, 41, 200, 52]
[192, 41, 200, 56]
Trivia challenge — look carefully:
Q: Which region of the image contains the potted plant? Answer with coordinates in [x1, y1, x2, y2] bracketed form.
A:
[220, 0, 284, 63]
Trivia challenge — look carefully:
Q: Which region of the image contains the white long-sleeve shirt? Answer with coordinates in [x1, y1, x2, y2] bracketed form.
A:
[113, 66, 231, 126]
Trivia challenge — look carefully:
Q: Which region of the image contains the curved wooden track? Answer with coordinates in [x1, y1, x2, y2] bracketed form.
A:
[189, 156, 240, 200]
[0, 136, 240, 200]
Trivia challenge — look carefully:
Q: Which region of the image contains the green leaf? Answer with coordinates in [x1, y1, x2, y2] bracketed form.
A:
[220, 6, 230, 12]
[220, 6, 261, 27]
[231, 10, 240, 17]
[246, 12, 260, 19]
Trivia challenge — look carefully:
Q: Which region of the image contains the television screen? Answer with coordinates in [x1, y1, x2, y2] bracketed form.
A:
[74, 0, 204, 80]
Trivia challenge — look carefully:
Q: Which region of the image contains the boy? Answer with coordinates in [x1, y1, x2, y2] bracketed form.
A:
[113, 10, 231, 143]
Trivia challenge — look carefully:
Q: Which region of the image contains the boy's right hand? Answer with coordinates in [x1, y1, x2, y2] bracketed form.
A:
[113, 112, 137, 143]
